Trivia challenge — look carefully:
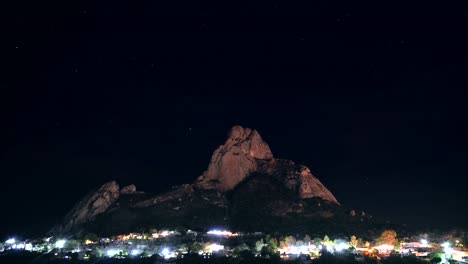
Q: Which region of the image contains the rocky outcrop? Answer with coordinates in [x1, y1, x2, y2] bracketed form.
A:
[196, 125, 339, 204]
[121, 184, 136, 195]
[134, 184, 194, 208]
[266, 159, 339, 204]
[195, 125, 273, 191]
[51, 181, 120, 234]
[297, 165, 338, 203]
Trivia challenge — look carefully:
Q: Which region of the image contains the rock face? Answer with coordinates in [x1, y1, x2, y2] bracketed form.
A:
[51, 181, 120, 234]
[196, 125, 338, 204]
[196, 126, 274, 191]
[120, 184, 136, 195]
[268, 160, 339, 204]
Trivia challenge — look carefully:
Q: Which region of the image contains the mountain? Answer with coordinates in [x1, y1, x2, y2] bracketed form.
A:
[51, 126, 373, 237]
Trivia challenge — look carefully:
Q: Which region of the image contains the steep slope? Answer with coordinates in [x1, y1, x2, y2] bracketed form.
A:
[51, 181, 120, 234]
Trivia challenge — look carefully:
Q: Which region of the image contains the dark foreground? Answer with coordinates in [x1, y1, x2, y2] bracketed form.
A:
[0, 251, 438, 264]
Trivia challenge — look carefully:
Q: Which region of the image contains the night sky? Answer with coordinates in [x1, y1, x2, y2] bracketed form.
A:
[1, 0, 467, 238]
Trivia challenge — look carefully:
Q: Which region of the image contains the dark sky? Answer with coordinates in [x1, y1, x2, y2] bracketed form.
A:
[1, 0, 467, 238]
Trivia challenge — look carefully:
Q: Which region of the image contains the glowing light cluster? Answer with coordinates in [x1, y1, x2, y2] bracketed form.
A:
[152, 230, 173, 239]
[107, 249, 119, 257]
[207, 230, 238, 237]
[443, 242, 453, 258]
[131, 249, 141, 256]
[279, 244, 316, 255]
[84, 239, 95, 245]
[373, 244, 394, 253]
[6, 238, 15, 244]
[55, 240, 66, 249]
[161, 247, 175, 259]
[207, 243, 224, 253]
[25, 243, 33, 251]
[335, 242, 349, 252]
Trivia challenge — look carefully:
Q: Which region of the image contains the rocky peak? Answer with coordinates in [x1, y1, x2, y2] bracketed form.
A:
[51, 181, 120, 234]
[195, 125, 274, 192]
[195, 126, 339, 204]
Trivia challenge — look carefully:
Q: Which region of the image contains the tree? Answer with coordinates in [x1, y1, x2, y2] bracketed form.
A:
[268, 237, 278, 251]
[280, 236, 296, 248]
[350, 235, 358, 248]
[323, 235, 333, 248]
[379, 230, 398, 245]
[232, 243, 250, 257]
[358, 238, 364, 247]
[313, 237, 322, 246]
[255, 238, 265, 252]
[190, 242, 204, 253]
[304, 235, 311, 244]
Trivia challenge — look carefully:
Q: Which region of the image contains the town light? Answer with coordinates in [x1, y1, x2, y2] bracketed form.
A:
[131, 249, 140, 256]
[16, 243, 25, 249]
[335, 242, 349, 252]
[25, 243, 33, 251]
[207, 230, 237, 236]
[288, 246, 299, 254]
[6, 238, 15, 244]
[55, 240, 66, 249]
[107, 249, 119, 257]
[208, 243, 224, 252]
[161, 248, 172, 259]
[421, 239, 428, 246]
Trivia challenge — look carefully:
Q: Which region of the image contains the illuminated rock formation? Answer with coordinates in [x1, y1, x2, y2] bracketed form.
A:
[196, 125, 339, 204]
[53, 125, 340, 235]
[51, 181, 120, 234]
[195, 125, 274, 191]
